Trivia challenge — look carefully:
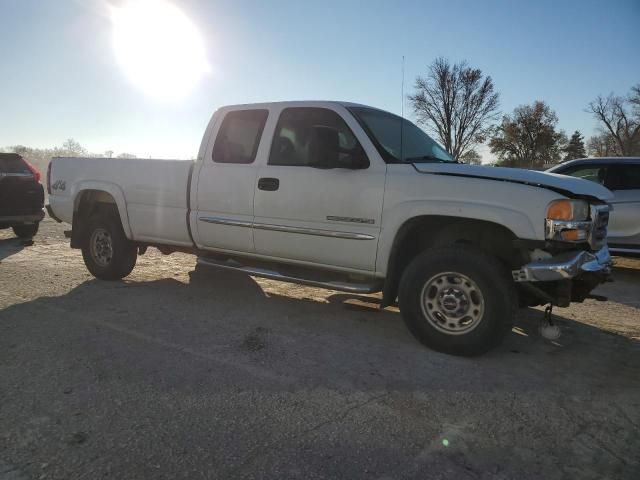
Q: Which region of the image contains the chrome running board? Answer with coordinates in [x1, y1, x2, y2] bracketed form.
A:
[196, 256, 381, 294]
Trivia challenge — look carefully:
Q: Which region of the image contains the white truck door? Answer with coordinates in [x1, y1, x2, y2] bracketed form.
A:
[603, 164, 640, 248]
[253, 106, 386, 272]
[193, 108, 269, 252]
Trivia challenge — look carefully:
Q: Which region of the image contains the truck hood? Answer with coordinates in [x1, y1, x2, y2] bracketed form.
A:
[412, 163, 614, 201]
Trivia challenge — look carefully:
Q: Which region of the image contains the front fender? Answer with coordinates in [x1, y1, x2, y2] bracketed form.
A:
[376, 199, 538, 274]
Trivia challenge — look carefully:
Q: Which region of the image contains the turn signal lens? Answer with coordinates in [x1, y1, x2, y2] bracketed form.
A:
[547, 201, 572, 220]
[546, 200, 588, 221]
[560, 229, 588, 242]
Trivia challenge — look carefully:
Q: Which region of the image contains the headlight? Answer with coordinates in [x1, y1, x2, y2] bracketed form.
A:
[546, 200, 589, 221]
[545, 200, 591, 243]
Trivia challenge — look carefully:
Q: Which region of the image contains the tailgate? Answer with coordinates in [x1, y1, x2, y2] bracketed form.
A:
[0, 154, 44, 216]
[0, 175, 44, 216]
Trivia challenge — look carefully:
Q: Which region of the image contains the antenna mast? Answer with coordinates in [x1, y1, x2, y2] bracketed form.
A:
[400, 55, 405, 162]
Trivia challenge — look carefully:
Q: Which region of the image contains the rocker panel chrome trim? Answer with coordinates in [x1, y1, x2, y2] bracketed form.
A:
[198, 216, 253, 228]
[198, 216, 376, 240]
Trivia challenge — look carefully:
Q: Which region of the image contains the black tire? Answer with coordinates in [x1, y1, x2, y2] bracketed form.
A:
[13, 223, 39, 239]
[81, 212, 137, 280]
[398, 246, 516, 356]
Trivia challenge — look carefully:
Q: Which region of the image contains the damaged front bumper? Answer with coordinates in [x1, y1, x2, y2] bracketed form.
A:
[512, 246, 612, 283]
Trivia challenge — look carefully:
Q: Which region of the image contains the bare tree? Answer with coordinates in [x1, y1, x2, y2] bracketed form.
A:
[61, 138, 87, 156]
[408, 57, 500, 159]
[5, 140, 101, 173]
[587, 133, 621, 157]
[587, 84, 640, 156]
[630, 84, 640, 111]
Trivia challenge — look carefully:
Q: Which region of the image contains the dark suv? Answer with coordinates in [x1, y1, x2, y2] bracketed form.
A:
[0, 153, 45, 238]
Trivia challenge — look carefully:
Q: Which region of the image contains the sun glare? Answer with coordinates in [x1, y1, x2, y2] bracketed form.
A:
[111, 0, 209, 100]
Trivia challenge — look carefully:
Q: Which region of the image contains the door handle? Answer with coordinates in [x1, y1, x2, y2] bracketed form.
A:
[258, 177, 279, 191]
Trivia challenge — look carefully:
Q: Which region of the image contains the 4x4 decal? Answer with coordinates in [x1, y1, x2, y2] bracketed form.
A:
[51, 180, 66, 191]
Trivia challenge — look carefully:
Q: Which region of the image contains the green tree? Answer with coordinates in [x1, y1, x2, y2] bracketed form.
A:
[408, 57, 500, 159]
[459, 149, 482, 165]
[562, 130, 587, 161]
[489, 101, 566, 169]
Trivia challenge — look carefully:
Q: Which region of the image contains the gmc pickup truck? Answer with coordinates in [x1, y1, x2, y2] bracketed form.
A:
[47, 101, 613, 356]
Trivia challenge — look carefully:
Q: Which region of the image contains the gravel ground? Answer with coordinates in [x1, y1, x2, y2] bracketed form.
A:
[1, 218, 639, 479]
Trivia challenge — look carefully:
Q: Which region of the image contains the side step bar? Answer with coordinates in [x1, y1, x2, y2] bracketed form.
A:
[196, 256, 382, 294]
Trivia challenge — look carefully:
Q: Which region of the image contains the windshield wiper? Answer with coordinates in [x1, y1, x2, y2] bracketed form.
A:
[405, 155, 458, 163]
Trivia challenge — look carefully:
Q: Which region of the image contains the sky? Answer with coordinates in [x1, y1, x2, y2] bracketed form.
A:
[0, 0, 639, 161]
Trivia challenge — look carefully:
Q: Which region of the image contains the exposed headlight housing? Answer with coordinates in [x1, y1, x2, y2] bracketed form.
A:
[545, 200, 591, 243]
[546, 200, 589, 221]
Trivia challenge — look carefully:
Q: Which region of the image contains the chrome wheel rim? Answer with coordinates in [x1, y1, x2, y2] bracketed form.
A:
[90, 228, 113, 267]
[420, 272, 485, 335]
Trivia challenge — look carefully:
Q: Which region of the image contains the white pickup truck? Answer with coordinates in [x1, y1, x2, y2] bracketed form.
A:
[47, 101, 613, 356]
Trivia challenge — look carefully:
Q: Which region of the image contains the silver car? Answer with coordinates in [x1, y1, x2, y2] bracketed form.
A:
[547, 157, 640, 256]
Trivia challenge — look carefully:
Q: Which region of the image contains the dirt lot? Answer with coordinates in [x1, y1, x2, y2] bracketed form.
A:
[1, 218, 639, 479]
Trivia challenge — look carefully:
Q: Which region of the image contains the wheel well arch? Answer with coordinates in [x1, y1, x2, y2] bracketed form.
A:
[71, 189, 129, 248]
[381, 215, 520, 307]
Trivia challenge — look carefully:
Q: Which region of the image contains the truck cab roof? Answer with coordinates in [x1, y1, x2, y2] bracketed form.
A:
[217, 100, 383, 112]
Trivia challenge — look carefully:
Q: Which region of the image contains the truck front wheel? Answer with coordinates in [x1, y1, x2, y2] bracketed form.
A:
[81, 212, 137, 280]
[398, 246, 516, 356]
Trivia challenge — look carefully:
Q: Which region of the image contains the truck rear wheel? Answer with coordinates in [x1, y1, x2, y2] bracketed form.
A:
[13, 223, 39, 239]
[398, 246, 516, 356]
[81, 212, 137, 280]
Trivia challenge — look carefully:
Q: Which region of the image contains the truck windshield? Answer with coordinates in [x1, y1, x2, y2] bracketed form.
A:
[348, 107, 455, 164]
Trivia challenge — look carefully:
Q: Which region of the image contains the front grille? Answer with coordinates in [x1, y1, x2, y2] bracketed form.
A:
[589, 205, 609, 250]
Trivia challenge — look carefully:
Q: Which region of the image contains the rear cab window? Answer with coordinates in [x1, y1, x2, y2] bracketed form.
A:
[561, 165, 607, 184]
[559, 162, 640, 191]
[604, 164, 640, 190]
[212, 109, 268, 164]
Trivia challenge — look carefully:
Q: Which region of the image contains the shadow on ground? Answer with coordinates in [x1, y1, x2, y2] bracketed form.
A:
[1, 265, 639, 479]
[2, 264, 637, 395]
[0, 237, 28, 261]
[611, 263, 640, 285]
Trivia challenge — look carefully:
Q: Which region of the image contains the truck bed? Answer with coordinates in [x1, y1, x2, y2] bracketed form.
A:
[48, 157, 194, 246]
